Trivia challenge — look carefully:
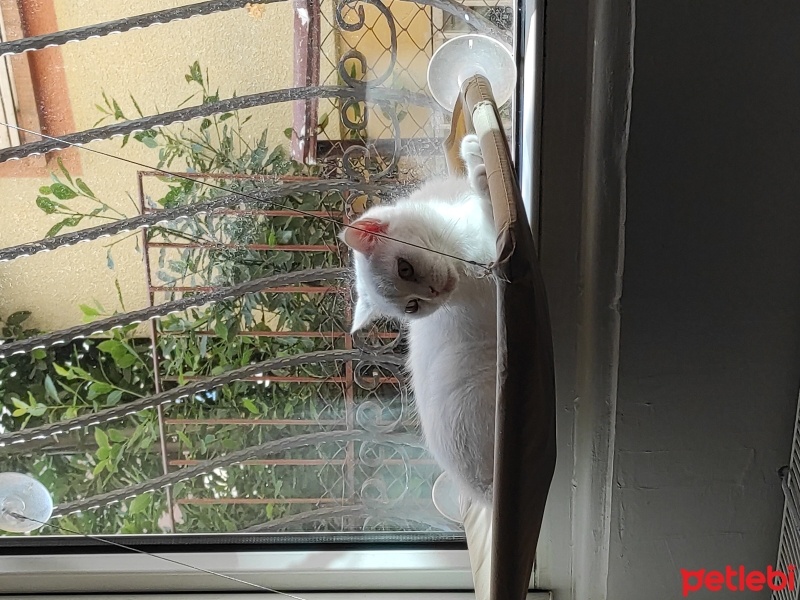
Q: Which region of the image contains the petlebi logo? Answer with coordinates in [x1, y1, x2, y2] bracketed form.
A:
[681, 565, 796, 596]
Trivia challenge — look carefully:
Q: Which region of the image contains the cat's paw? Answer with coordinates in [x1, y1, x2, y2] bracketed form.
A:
[470, 164, 489, 198]
[460, 134, 483, 167]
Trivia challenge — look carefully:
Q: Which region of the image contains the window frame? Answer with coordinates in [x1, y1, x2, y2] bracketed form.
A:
[0, 0, 559, 595]
[0, 547, 476, 595]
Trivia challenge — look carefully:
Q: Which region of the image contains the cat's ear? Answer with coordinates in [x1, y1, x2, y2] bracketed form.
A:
[350, 294, 378, 332]
[340, 218, 387, 256]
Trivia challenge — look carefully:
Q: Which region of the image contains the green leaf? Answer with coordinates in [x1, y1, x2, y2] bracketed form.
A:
[39, 186, 52, 195]
[107, 428, 127, 443]
[141, 136, 158, 149]
[219, 112, 233, 121]
[213, 320, 228, 340]
[243, 399, 259, 415]
[106, 390, 124, 406]
[112, 99, 125, 120]
[31, 348, 47, 360]
[159, 185, 185, 208]
[188, 61, 203, 85]
[88, 382, 114, 400]
[79, 304, 101, 318]
[50, 183, 77, 200]
[75, 178, 96, 198]
[11, 408, 26, 418]
[62, 215, 82, 227]
[53, 363, 73, 378]
[57, 157, 74, 184]
[45, 222, 65, 237]
[97, 339, 124, 354]
[43, 375, 59, 401]
[116, 354, 138, 368]
[6, 311, 31, 326]
[11, 397, 28, 411]
[47, 215, 82, 238]
[114, 278, 125, 310]
[128, 493, 151, 515]
[93, 460, 107, 476]
[130, 94, 144, 118]
[318, 113, 329, 131]
[95, 428, 110, 449]
[200, 118, 211, 130]
[36, 196, 58, 214]
[283, 127, 293, 139]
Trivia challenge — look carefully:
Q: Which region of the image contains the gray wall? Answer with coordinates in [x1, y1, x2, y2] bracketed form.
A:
[608, 2, 800, 598]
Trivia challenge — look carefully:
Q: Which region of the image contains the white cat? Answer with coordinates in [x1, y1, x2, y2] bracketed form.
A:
[341, 135, 498, 506]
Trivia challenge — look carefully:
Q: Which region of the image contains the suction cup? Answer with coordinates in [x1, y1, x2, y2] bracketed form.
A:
[431, 472, 463, 523]
[0, 472, 53, 533]
[427, 34, 516, 112]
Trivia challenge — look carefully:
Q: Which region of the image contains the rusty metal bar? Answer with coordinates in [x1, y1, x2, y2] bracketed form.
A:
[176, 497, 338, 505]
[185, 330, 396, 339]
[169, 458, 437, 466]
[291, 0, 321, 163]
[165, 418, 344, 426]
[148, 285, 339, 293]
[147, 242, 338, 252]
[160, 375, 399, 384]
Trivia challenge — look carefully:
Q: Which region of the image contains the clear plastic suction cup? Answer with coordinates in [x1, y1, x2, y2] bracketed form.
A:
[427, 34, 517, 112]
[0, 472, 53, 533]
[431, 472, 463, 523]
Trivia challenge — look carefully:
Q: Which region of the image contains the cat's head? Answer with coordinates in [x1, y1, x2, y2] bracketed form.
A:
[341, 211, 459, 332]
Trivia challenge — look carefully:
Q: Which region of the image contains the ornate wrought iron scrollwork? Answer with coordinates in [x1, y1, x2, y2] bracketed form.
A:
[0, 0, 503, 536]
[333, 0, 404, 182]
[335, 0, 398, 89]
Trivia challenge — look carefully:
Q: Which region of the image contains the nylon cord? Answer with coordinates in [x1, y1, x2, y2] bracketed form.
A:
[7, 512, 310, 600]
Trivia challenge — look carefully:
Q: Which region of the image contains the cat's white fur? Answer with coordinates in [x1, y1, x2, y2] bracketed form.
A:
[341, 135, 498, 506]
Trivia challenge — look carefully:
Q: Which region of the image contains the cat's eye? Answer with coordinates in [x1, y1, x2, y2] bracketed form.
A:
[397, 258, 415, 280]
[405, 299, 420, 314]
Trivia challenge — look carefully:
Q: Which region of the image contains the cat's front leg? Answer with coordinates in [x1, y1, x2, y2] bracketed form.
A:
[460, 134, 490, 199]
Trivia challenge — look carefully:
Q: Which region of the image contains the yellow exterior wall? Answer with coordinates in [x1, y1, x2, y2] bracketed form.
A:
[0, 2, 294, 331]
[0, 0, 439, 332]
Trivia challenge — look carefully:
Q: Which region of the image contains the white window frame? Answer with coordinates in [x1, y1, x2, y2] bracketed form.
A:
[1, 547, 551, 597]
[24, 595, 551, 600]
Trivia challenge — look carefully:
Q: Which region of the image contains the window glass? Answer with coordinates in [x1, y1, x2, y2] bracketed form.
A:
[0, 0, 517, 543]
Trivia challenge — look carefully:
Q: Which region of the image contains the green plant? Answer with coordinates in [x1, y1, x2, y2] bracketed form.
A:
[6, 60, 441, 537]
[7, 62, 432, 537]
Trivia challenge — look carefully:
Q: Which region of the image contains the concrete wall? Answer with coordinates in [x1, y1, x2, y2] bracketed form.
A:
[608, 2, 800, 598]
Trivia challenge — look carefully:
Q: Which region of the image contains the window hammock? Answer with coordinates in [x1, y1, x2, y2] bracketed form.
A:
[0, 2, 556, 599]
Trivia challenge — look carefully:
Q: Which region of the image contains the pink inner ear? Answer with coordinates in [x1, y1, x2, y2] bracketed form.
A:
[343, 218, 387, 254]
[357, 219, 388, 235]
